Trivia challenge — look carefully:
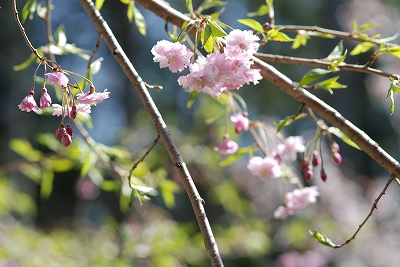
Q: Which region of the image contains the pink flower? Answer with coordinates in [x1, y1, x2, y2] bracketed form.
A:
[52, 103, 91, 117]
[18, 91, 39, 112]
[225, 29, 260, 54]
[76, 89, 110, 105]
[151, 40, 193, 73]
[44, 72, 69, 87]
[247, 156, 282, 179]
[214, 135, 239, 155]
[274, 186, 319, 219]
[274, 136, 305, 160]
[178, 58, 219, 93]
[40, 87, 52, 108]
[230, 113, 249, 134]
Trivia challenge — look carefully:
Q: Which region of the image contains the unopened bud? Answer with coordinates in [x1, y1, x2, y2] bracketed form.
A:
[304, 169, 313, 180]
[312, 151, 321, 167]
[66, 124, 74, 137]
[55, 124, 65, 140]
[320, 169, 327, 182]
[331, 142, 340, 153]
[61, 133, 72, 147]
[70, 105, 77, 120]
[332, 152, 342, 164]
[301, 159, 310, 172]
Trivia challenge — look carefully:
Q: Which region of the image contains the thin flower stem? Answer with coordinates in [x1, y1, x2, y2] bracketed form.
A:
[12, 0, 44, 61]
[333, 174, 395, 248]
[273, 24, 398, 47]
[127, 135, 160, 186]
[254, 53, 400, 80]
[87, 32, 102, 69]
[45, 0, 57, 63]
[79, 1, 224, 266]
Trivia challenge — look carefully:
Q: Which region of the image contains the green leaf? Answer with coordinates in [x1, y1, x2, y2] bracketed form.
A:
[219, 146, 254, 167]
[22, 0, 36, 23]
[120, 0, 129, 4]
[275, 113, 307, 132]
[90, 57, 103, 75]
[267, 28, 293, 42]
[316, 76, 347, 94]
[359, 22, 378, 32]
[127, 1, 133, 22]
[95, 0, 105, 10]
[238, 19, 264, 33]
[247, 5, 269, 17]
[350, 42, 375, 56]
[186, 0, 194, 14]
[40, 170, 54, 200]
[328, 127, 361, 150]
[309, 229, 336, 247]
[35, 133, 62, 152]
[326, 41, 344, 62]
[133, 4, 146, 35]
[388, 88, 395, 115]
[198, 0, 226, 12]
[352, 20, 358, 32]
[20, 163, 42, 183]
[13, 53, 38, 71]
[291, 34, 308, 49]
[9, 139, 42, 162]
[50, 158, 76, 172]
[101, 180, 120, 191]
[205, 109, 225, 124]
[379, 46, 400, 59]
[329, 49, 347, 71]
[159, 179, 180, 209]
[54, 25, 67, 46]
[390, 79, 400, 93]
[208, 20, 227, 37]
[186, 91, 199, 109]
[298, 68, 330, 88]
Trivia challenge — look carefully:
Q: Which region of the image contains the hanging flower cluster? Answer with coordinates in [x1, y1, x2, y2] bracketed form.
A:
[18, 68, 110, 147]
[151, 29, 262, 97]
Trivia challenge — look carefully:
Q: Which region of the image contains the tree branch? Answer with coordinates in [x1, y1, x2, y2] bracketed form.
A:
[135, 0, 400, 179]
[78, 1, 224, 266]
[255, 53, 400, 80]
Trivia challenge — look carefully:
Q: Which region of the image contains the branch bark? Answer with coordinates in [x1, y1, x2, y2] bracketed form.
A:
[78, 1, 224, 266]
[135, 0, 400, 177]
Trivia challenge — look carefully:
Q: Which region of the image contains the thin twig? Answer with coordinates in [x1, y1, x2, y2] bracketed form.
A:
[45, 0, 57, 63]
[79, 1, 224, 266]
[333, 174, 395, 248]
[12, 0, 44, 61]
[87, 32, 102, 69]
[274, 24, 398, 47]
[127, 135, 160, 185]
[254, 53, 400, 80]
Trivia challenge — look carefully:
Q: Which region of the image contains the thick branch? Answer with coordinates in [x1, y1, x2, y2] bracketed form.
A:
[135, 0, 400, 177]
[79, 1, 224, 266]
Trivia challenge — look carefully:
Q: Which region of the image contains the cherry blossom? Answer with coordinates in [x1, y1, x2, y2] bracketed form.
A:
[76, 89, 110, 105]
[40, 87, 52, 108]
[214, 135, 239, 155]
[44, 71, 69, 87]
[230, 113, 249, 134]
[151, 40, 193, 73]
[18, 91, 39, 112]
[274, 136, 305, 160]
[224, 29, 260, 54]
[52, 103, 91, 117]
[274, 186, 320, 219]
[247, 156, 282, 179]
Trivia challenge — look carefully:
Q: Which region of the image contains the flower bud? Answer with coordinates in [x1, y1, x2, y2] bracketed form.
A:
[312, 151, 321, 167]
[301, 159, 309, 172]
[304, 169, 313, 180]
[61, 133, 72, 147]
[66, 124, 74, 137]
[320, 169, 327, 182]
[70, 105, 77, 120]
[332, 152, 342, 165]
[331, 142, 340, 153]
[55, 124, 65, 140]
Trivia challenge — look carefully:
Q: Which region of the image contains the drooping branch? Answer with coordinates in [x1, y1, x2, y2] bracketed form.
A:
[255, 53, 400, 80]
[135, 0, 400, 179]
[78, 1, 224, 266]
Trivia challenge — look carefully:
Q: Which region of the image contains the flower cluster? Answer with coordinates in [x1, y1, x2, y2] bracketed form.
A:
[18, 70, 110, 147]
[151, 29, 262, 97]
[273, 186, 320, 219]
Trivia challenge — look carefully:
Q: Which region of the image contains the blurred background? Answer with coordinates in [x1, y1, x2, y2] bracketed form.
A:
[2, 0, 400, 266]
